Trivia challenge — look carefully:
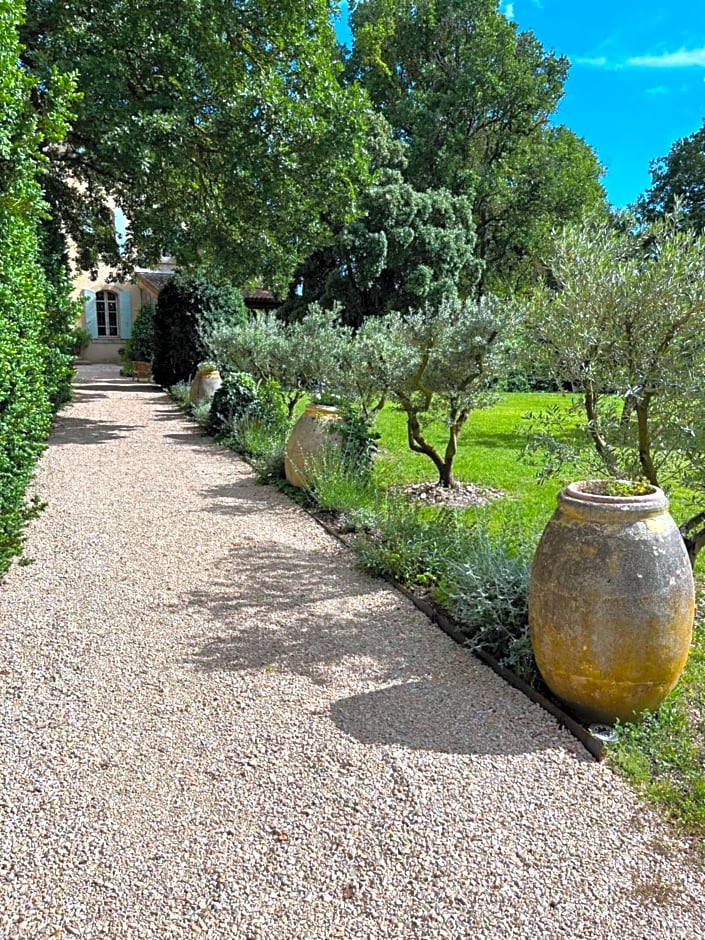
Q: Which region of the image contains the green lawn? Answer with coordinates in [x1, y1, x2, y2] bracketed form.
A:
[371, 391, 702, 541]
[372, 391, 583, 530]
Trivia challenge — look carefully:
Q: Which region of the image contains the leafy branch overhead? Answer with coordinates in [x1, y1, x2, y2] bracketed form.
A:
[21, 0, 372, 285]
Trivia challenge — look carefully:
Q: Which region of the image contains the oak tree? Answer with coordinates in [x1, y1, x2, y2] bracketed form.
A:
[22, 0, 371, 286]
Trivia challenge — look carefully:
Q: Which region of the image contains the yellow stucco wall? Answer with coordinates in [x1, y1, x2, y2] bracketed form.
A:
[71, 263, 143, 364]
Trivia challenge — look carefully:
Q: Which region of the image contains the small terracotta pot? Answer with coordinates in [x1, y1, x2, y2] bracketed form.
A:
[528, 481, 694, 724]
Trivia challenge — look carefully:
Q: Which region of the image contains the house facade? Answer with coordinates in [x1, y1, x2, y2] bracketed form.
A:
[71, 208, 281, 362]
[69, 202, 175, 363]
[74, 263, 176, 364]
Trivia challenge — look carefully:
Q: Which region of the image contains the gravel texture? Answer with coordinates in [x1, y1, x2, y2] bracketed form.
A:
[1, 364, 704, 939]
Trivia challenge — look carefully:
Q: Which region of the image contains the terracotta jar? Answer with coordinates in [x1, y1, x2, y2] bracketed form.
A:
[528, 481, 694, 724]
[284, 404, 342, 489]
[189, 368, 222, 404]
[131, 360, 151, 382]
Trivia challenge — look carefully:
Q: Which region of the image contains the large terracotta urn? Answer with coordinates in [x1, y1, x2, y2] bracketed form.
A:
[131, 360, 151, 382]
[284, 404, 342, 489]
[528, 481, 694, 724]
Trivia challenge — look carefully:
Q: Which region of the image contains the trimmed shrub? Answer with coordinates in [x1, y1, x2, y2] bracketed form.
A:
[207, 372, 259, 436]
[37, 216, 78, 410]
[0, 4, 75, 572]
[207, 374, 288, 439]
[152, 274, 246, 388]
[125, 301, 156, 363]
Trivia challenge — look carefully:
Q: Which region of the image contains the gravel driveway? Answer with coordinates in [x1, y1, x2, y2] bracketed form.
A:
[0, 364, 703, 939]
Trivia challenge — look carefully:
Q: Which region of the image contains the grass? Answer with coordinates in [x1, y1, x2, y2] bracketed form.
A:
[372, 392, 704, 546]
[606, 597, 705, 835]
[372, 392, 584, 530]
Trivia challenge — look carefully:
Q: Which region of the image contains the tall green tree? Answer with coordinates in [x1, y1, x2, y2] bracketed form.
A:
[21, 0, 370, 287]
[279, 118, 481, 326]
[638, 122, 705, 232]
[348, 0, 605, 293]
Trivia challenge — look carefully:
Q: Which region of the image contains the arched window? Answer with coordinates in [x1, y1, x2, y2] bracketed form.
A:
[96, 290, 119, 337]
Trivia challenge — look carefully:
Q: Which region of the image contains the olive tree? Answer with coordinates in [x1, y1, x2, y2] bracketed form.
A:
[206, 306, 351, 420]
[522, 214, 705, 563]
[350, 296, 507, 487]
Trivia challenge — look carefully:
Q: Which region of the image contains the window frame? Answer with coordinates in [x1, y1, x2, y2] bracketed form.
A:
[95, 290, 119, 338]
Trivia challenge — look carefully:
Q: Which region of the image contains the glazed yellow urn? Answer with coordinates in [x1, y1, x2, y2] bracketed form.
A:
[189, 368, 222, 404]
[528, 481, 694, 724]
[284, 404, 342, 489]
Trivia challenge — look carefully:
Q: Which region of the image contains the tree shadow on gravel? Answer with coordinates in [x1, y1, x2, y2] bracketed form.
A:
[330, 679, 569, 757]
[152, 408, 192, 422]
[184, 540, 565, 757]
[186, 541, 373, 622]
[197, 482, 292, 518]
[73, 381, 159, 394]
[50, 414, 140, 446]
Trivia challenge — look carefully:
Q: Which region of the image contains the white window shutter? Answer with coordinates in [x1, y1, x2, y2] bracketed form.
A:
[83, 290, 97, 337]
[119, 291, 132, 339]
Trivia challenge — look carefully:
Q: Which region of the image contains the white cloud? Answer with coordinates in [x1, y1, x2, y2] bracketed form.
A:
[627, 47, 705, 68]
[575, 56, 609, 68]
[646, 85, 669, 96]
[500, 1, 514, 19]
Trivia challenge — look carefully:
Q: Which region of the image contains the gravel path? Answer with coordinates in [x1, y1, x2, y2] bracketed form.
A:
[1, 365, 703, 939]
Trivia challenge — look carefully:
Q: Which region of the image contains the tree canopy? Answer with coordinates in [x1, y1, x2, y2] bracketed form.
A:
[21, 0, 371, 287]
[347, 0, 606, 294]
[638, 122, 705, 233]
[279, 117, 481, 326]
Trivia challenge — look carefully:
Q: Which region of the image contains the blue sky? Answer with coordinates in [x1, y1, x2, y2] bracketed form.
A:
[336, 2, 705, 208]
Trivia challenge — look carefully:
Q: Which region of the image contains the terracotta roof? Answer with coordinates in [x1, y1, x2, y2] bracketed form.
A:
[135, 271, 174, 293]
[134, 272, 281, 309]
[244, 288, 281, 309]
[247, 288, 276, 300]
